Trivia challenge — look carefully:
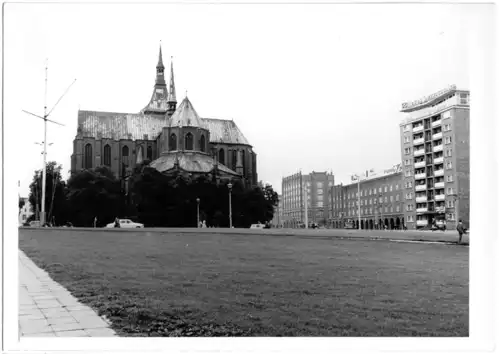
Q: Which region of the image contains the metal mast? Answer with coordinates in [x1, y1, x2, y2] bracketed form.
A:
[22, 60, 76, 225]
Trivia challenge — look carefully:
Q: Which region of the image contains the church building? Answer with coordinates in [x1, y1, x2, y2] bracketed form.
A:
[71, 46, 257, 186]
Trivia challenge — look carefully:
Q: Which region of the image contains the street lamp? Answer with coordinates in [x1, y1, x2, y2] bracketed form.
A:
[227, 183, 233, 228]
[196, 198, 200, 228]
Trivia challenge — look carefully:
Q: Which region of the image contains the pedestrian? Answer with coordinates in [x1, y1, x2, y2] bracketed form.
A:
[202, 220, 207, 228]
[456, 219, 466, 244]
[114, 217, 120, 228]
[94, 216, 97, 228]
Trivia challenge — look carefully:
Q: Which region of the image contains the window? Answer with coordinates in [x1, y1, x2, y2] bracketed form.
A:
[369, 189, 372, 195]
[404, 136, 410, 143]
[169, 134, 177, 151]
[407, 215, 413, 222]
[147, 145, 153, 160]
[447, 187, 454, 195]
[200, 135, 206, 152]
[396, 205, 400, 212]
[396, 194, 400, 201]
[84, 143, 93, 169]
[404, 147, 411, 155]
[103, 144, 111, 166]
[444, 124, 452, 131]
[379, 197, 383, 203]
[218, 149, 225, 165]
[379, 187, 382, 193]
[384, 196, 388, 203]
[184, 133, 194, 150]
[317, 189, 323, 195]
[446, 175, 454, 182]
[405, 170, 412, 177]
[446, 161, 453, 169]
[390, 185, 393, 192]
[445, 136, 452, 144]
[404, 124, 411, 132]
[385, 206, 388, 213]
[22, 215, 26, 220]
[447, 213, 456, 221]
[447, 200, 455, 208]
[445, 149, 452, 157]
[122, 145, 129, 167]
[384, 186, 388, 193]
[390, 195, 393, 202]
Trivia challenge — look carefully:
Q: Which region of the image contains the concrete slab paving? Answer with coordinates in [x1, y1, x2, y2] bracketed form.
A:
[19, 250, 117, 337]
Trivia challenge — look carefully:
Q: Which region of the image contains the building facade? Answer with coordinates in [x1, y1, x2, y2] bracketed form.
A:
[281, 171, 335, 228]
[270, 194, 283, 228]
[399, 85, 470, 229]
[71, 46, 258, 186]
[328, 165, 404, 230]
[18, 198, 33, 225]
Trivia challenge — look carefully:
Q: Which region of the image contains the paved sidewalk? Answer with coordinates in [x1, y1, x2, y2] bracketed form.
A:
[19, 250, 117, 337]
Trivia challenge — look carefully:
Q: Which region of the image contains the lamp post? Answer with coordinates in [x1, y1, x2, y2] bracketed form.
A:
[227, 183, 233, 228]
[196, 198, 200, 228]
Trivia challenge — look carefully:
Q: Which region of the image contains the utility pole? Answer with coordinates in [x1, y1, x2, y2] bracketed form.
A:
[304, 183, 308, 229]
[22, 60, 76, 225]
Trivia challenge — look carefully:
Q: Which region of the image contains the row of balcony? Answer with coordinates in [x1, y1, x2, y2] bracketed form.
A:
[413, 169, 445, 181]
[414, 156, 443, 168]
[413, 194, 446, 204]
[413, 144, 443, 156]
[413, 181, 445, 191]
[413, 132, 442, 146]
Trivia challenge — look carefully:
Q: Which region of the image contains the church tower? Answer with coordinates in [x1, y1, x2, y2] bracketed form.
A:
[167, 57, 177, 117]
[141, 44, 169, 116]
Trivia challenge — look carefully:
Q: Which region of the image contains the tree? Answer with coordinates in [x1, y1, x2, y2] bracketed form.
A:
[66, 166, 122, 227]
[28, 161, 67, 225]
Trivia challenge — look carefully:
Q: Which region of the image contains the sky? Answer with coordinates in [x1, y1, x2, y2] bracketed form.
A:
[4, 2, 492, 197]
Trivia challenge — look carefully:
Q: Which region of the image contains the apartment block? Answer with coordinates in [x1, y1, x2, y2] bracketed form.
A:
[282, 171, 335, 228]
[328, 165, 404, 229]
[399, 85, 470, 229]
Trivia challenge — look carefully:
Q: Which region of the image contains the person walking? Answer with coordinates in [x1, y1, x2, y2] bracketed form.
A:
[114, 217, 120, 228]
[94, 216, 97, 228]
[456, 219, 466, 244]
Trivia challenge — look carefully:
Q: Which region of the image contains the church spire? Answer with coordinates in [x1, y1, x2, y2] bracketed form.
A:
[167, 56, 177, 117]
[155, 43, 166, 87]
[140, 44, 169, 115]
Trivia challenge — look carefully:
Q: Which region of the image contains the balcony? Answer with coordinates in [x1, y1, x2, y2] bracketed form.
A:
[434, 181, 445, 188]
[431, 119, 442, 127]
[432, 132, 443, 140]
[434, 169, 444, 177]
[433, 145, 443, 152]
[416, 207, 428, 213]
[414, 161, 425, 168]
[435, 194, 445, 201]
[416, 196, 427, 203]
[434, 156, 444, 164]
[414, 149, 425, 157]
[413, 137, 424, 145]
[415, 184, 426, 191]
[412, 125, 424, 133]
[415, 172, 426, 180]
[417, 220, 429, 226]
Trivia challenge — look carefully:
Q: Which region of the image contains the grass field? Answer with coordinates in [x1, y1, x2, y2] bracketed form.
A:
[19, 229, 469, 336]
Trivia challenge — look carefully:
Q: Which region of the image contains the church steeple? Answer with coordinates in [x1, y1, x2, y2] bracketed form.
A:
[140, 43, 169, 115]
[155, 44, 166, 87]
[167, 57, 177, 117]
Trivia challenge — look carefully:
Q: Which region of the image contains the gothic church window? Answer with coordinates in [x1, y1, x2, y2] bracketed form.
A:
[122, 146, 129, 166]
[169, 134, 177, 151]
[200, 135, 206, 152]
[103, 144, 111, 166]
[219, 148, 225, 165]
[147, 146, 153, 160]
[84, 143, 92, 169]
[185, 133, 194, 150]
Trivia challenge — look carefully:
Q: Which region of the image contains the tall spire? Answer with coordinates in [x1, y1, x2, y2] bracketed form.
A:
[140, 44, 169, 115]
[155, 42, 166, 87]
[167, 56, 177, 117]
[157, 42, 164, 68]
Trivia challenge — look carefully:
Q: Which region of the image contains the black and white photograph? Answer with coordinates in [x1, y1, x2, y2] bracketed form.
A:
[2, 0, 497, 353]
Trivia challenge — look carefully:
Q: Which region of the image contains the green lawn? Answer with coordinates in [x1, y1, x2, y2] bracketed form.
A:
[19, 229, 469, 336]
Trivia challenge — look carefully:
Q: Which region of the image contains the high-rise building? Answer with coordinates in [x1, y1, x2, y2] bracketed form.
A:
[281, 171, 335, 228]
[328, 165, 404, 230]
[399, 85, 470, 229]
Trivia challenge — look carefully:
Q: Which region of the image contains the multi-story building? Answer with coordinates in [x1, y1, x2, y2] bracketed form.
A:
[18, 197, 33, 225]
[399, 85, 470, 229]
[270, 194, 283, 228]
[328, 165, 404, 229]
[282, 171, 335, 228]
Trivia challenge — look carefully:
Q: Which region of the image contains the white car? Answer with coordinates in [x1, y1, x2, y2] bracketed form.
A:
[106, 219, 144, 228]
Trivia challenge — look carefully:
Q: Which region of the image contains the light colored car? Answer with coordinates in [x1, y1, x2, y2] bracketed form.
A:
[106, 219, 144, 228]
[29, 221, 41, 227]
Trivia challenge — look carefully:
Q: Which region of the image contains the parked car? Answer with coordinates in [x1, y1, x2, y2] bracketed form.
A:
[106, 219, 144, 228]
[250, 223, 265, 229]
[431, 220, 447, 231]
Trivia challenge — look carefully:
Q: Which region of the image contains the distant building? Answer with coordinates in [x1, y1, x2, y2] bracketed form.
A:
[399, 85, 470, 229]
[18, 197, 33, 225]
[270, 194, 283, 228]
[281, 171, 335, 228]
[328, 165, 404, 229]
[71, 46, 258, 186]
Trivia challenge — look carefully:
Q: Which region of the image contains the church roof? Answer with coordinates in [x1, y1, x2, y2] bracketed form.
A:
[77, 110, 251, 146]
[149, 152, 240, 175]
[77, 110, 166, 141]
[201, 118, 250, 145]
[169, 97, 202, 128]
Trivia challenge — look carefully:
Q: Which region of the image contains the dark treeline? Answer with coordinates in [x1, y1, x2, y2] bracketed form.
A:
[26, 162, 278, 228]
